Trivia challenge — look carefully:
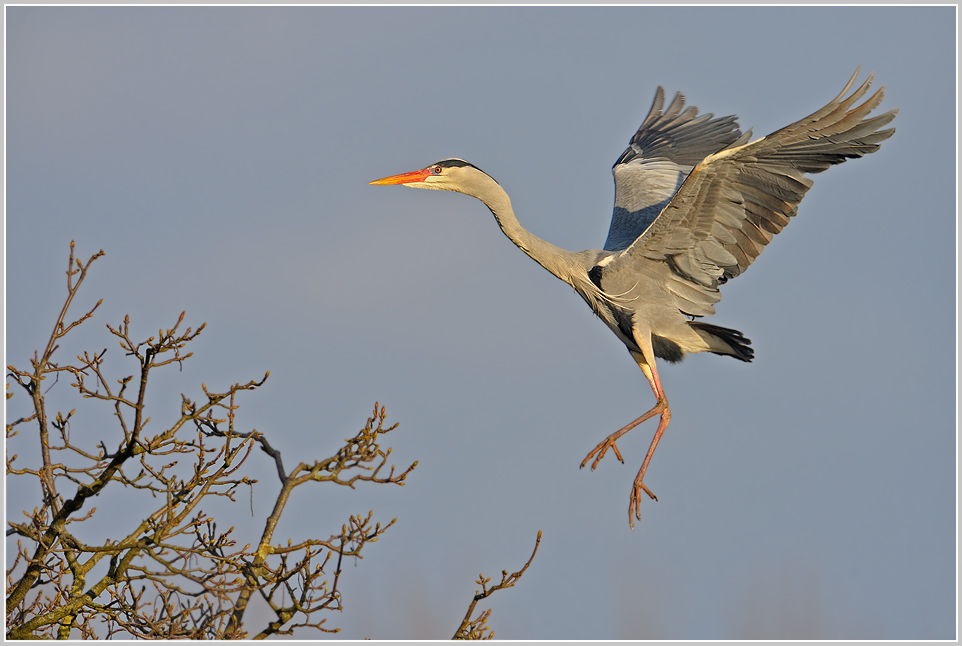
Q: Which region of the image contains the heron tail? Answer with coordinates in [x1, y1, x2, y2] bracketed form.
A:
[690, 322, 754, 362]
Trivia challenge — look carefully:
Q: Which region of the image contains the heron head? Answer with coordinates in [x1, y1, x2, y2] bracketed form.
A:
[369, 158, 498, 195]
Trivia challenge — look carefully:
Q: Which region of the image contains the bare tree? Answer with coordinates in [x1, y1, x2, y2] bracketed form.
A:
[5, 243, 416, 639]
[6, 242, 541, 639]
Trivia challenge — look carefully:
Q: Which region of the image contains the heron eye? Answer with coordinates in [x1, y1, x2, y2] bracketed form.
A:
[433, 166, 442, 174]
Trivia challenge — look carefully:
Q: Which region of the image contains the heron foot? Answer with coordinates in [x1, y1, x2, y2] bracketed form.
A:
[629, 479, 658, 529]
[580, 437, 625, 470]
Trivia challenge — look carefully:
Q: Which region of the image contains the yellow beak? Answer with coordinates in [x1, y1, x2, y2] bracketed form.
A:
[368, 168, 431, 185]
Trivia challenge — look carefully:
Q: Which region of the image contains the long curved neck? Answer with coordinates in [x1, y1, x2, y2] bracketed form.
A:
[461, 172, 579, 285]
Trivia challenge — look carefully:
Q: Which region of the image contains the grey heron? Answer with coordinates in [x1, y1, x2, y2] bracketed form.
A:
[370, 71, 896, 527]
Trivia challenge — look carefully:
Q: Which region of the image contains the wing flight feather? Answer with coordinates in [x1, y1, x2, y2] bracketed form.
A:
[609, 70, 896, 310]
[603, 87, 750, 251]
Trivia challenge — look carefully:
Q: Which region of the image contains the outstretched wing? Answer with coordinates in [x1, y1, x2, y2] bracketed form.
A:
[603, 87, 750, 252]
[608, 70, 897, 316]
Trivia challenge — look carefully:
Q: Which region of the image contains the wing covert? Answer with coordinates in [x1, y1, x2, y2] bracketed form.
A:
[604, 87, 750, 251]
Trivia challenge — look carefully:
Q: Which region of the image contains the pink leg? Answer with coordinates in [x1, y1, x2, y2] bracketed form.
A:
[580, 352, 672, 528]
[579, 399, 665, 470]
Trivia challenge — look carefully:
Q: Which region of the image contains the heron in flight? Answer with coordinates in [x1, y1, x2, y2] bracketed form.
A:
[370, 71, 896, 527]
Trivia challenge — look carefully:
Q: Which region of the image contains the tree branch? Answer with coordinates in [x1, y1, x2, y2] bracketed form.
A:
[453, 531, 542, 640]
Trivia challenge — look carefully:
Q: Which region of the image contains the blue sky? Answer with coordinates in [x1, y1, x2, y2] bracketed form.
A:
[5, 6, 956, 640]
